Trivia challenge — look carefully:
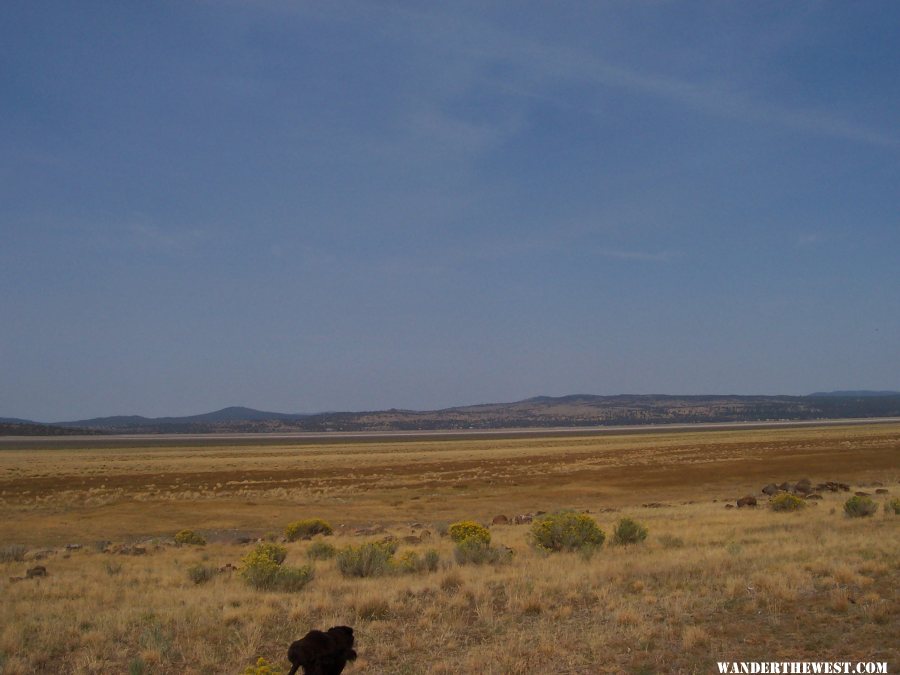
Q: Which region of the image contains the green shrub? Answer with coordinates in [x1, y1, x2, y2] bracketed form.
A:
[241, 657, 285, 675]
[453, 538, 512, 565]
[251, 543, 287, 565]
[0, 544, 26, 562]
[269, 565, 315, 591]
[187, 564, 216, 585]
[285, 518, 333, 541]
[240, 543, 311, 591]
[529, 511, 605, 552]
[843, 495, 878, 518]
[448, 521, 491, 545]
[883, 497, 900, 515]
[769, 493, 806, 512]
[336, 541, 396, 577]
[395, 548, 442, 574]
[174, 530, 206, 546]
[423, 548, 440, 572]
[306, 541, 337, 560]
[612, 517, 649, 545]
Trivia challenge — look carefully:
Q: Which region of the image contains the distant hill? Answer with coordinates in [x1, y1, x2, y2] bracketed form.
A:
[808, 390, 900, 397]
[6, 392, 898, 435]
[54, 406, 309, 430]
[0, 421, 100, 436]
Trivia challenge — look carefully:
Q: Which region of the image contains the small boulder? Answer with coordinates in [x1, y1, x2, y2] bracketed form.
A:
[761, 484, 779, 496]
[491, 515, 510, 526]
[736, 496, 757, 508]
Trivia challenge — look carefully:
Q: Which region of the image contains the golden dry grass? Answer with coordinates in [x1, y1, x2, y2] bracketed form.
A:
[1, 423, 898, 673]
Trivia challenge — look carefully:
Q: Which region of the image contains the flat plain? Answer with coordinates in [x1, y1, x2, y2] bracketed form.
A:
[1, 422, 898, 673]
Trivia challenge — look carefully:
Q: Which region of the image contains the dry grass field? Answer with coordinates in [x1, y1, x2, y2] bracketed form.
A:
[1, 423, 898, 674]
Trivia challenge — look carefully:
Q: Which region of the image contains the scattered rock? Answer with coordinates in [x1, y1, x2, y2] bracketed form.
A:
[65, 544, 82, 551]
[353, 526, 385, 536]
[793, 479, 812, 495]
[513, 514, 533, 525]
[761, 483, 779, 496]
[736, 496, 757, 508]
[805, 494, 823, 500]
[724, 504, 735, 509]
[855, 491, 871, 497]
[875, 488, 889, 494]
[491, 515, 510, 525]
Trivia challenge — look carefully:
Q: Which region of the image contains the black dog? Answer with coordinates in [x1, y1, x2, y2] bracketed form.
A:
[287, 625, 357, 675]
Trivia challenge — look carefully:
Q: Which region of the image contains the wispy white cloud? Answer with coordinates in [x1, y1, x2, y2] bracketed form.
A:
[796, 232, 825, 247]
[596, 248, 679, 262]
[374, 5, 900, 151]
[92, 222, 207, 256]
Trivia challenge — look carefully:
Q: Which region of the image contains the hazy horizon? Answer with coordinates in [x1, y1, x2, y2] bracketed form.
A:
[3, 3, 899, 421]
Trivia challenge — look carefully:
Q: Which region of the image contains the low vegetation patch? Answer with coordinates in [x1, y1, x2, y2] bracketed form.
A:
[285, 518, 333, 541]
[843, 495, 878, 518]
[306, 540, 337, 560]
[530, 511, 606, 552]
[448, 520, 491, 544]
[396, 549, 440, 573]
[612, 517, 649, 545]
[240, 543, 313, 591]
[187, 564, 216, 585]
[241, 657, 285, 675]
[453, 538, 512, 565]
[336, 540, 397, 577]
[885, 497, 900, 515]
[769, 493, 806, 512]
[0, 544, 26, 562]
[174, 529, 206, 546]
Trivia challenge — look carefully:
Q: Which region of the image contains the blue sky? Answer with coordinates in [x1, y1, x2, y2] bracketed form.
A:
[2, 1, 898, 421]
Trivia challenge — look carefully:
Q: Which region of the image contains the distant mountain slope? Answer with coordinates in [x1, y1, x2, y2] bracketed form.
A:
[0, 421, 100, 436]
[808, 390, 900, 397]
[53, 407, 310, 430]
[5, 393, 900, 435]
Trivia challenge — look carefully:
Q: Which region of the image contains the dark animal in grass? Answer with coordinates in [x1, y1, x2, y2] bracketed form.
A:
[287, 626, 357, 675]
[26, 565, 47, 578]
